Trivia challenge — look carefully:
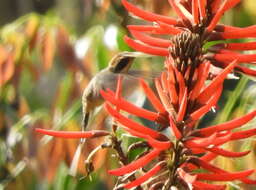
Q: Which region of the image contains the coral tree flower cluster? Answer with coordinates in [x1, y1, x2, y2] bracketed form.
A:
[36, 0, 256, 189]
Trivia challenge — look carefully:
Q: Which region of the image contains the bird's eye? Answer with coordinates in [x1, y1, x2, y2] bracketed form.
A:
[113, 57, 131, 73]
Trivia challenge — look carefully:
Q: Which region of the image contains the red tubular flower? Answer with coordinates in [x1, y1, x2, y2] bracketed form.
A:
[124, 36, 169, 56]
[140, 79, 166, 114]
[121, 0, 177, 25]
[193, 181, 226, 190]
[197, 169, 254, 181]
[101, 89, 168, 124]
[123, 162, 165, 189]
[35, 128, 110, 138]
[193, 110, 256, 137]
[130, 30, 172, 48]
[205, 147, 250, 158]
[177, 168, 197, 185]
[108, 149, 161, 176]
[184, 133, 218, 148]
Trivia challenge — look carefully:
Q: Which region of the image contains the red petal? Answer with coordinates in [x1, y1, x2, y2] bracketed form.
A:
[185, 133, 217, 148]
[220, 26, 256, 39]
[105, 104, 161, 138]
[215, 24, 250, 32]
[201, 152, 217, 162]
[186, 153, 217, 171]
[147, 136, 173, 150]
[225, 42, 256, 50]
[166, 65, 179, 105]
[177, 88, 188, 122]
[124, 127, 171, 150]
[231, 128, 256, 140]
[124, 162, 163, 189]
[175, 69, 186, 105]
[140, 79, 166, 113]
[155, 78, 173, 113]
[170, 116, 182, 139]
[190, 61, 210, 101]
[197, 169, 254, 181]
[193, 180, 226, 190]
[197, 59, 237, 104]
[127, 25, 159, 32]
[108, 149, 161, 176]
[130, 30, 172, 48]
[168, 0, 193, 22]
[211, 0, 222, 13]
[157, 21, 183, 35]
[213, 132, 232, 146]
[127, 25, 169, 35]
[214, 53, 256, 63]
[241, 178, 256, 185]
[235, 65, 256, 77]
[161, 71, 178, 105]
[192, 158, 256, 185]
[122, 0, 178, 25]
[190, 147, 206, 154]
[192, 0, 199, 24]
[206, 147, 250, 158]
[124, 36, 169, 56]
[190, 85, 222, 122]
[192, 157, 227, 173]
[207, 0, 241, 32]
[101, 90, 161, 122]
[198, 0, 206, 19]
[177, 168, 197, 184]
[197, 110, 256, 136]
[35, 128, 109, 138]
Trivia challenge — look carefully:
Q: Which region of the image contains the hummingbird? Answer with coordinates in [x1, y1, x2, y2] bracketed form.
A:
[69, 52, 154, 177]
[81, 51, 150, 131]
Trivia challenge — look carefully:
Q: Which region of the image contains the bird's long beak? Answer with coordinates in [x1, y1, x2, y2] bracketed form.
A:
[121, 51, 153, 58]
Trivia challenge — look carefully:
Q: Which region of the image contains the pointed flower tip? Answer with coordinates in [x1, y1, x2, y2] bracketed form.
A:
[123, 163, 163, 189]
[35, 128, 110, 139]
[124, 36, 169, 56]
[108, 149, 161, 176]
[197, 169, 254, 181]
